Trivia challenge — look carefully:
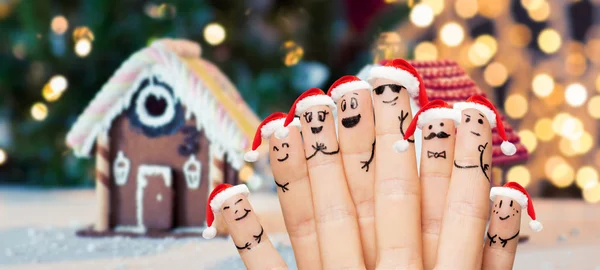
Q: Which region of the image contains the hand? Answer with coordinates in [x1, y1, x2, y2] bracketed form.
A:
[220, 86, 520, 269]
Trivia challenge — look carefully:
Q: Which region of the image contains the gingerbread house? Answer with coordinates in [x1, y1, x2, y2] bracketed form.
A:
[66, 39, 260, 236]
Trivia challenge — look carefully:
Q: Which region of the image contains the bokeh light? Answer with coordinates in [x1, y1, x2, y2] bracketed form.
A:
[570, 131, 593, 154]
[545, 155, 565, 178]
[527, 1, 550, 22]
[566, 52, 587, 76]
[505, 94, 528, 118]
[282, 41, 304, 66]
[475, 35, 498, 56]
[483, 62, 508, 87]
[75, 39, 92, 57]
[534, 117, 554, 141]
[51, 15, 69, 35]
[559, 137, 577, 157]
[0, 148, 6, 166]
[455, 0, 478, 18]
[564, 83, 587, 107]
[549, 162, 575, 188]
[423, 0, 444, 15]
[440, 22, 464, 47]
[558, 116, 583, 140]
[467, 42, 491, 66]
[576, 166, 599, 189]
[582, 182, 600, 204]
[49, 75, 68, 93]
[587, 96, 600, 118]
[410, 3, 434, 28]
[552, 113, 570, 134]
[478, 0, 506, 18]
[507, 165, 531, 187]
[521, 0, 544, 10]
[518, 129, 537, 153]
[596, 75, 600, 93]
[532, 73, 554, 97]
[203, 23, 226, 46]
[538, 28, 562, 54]
[414, 42, 438, 60]
[509, 24, 531, 47]
[31, 102, 48, 121]
[72, 26, 94, 42]
[238, 164, 254, 182]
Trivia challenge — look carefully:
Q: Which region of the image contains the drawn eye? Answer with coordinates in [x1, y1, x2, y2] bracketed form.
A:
[478, 118, 484, 125]
[318, 111, 328, 122]
[510, 200, 513, 207]
[273, 146, 279, 152]
[374, 86, 385, 95]
[466, 117, 471, 123]
[303, 112, 313, 123]
[429, 125, 433, 130]
[440, 122, 444, 127]
[341, 99, 347, 112]
[282, 143, 290, 148]
[350, 97, 358, 109]
[223, 206, 230, 210]
[390, 85, 402, 93]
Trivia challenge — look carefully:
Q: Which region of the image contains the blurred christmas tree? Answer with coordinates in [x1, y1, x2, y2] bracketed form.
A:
[0, 0, 408, 186]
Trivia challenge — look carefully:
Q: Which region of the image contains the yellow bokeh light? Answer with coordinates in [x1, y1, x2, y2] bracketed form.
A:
[467, 42, 491, 67]
[455, 0, 478, 18]
[587, 95, 600, 118]
[566, 52, 587, 76]
[571, 131, 593, 154]
[282, 40, 304, 66]
[545, 155, 565, 178]
[423, 0, 444, 15]
[538, 28, 562, 54]
[596, 75, 600, 93]
[532, 73, 554, 97]
[475, 35, 498, 56]
[518, 129, 537, 153]
[75, 39, 92, 57]
[49, 75, 68, 92]
[51, 15, 69, 35]
[534, 117, 554, 141]
[527, 1, 550, 22]
[576, 166, 599, 189]
[507, 165, 531, 187]
[582, 182, 600, 204]
[483, 62, 508, 87]
[31, 102, 48, 121]
[565, 83, 587, 107]
[558, 116, 583, 140]
[414, 42, 438, 61]
[505, 94, 528, 118]
[552, 113, 571, 134]
[238, 164, 254, 182]
[585, 39, 600, 65]
[478, 0, 506, 18]
[521, 0, 545, 10]
[509, 24, 531, 47]
[559, 137, 577, 157]
[72, 26, 94, 42]
[550, 162, 575, 188]
[0, 148, 6, 166]
[203, 23, 226, 46]
[42, 84, 62, 102]
[410, 3, 434, 28]
[439, 22, 464, 47]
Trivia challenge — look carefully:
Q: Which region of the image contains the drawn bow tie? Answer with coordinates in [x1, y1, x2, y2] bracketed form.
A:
[427, 151, 446, 159]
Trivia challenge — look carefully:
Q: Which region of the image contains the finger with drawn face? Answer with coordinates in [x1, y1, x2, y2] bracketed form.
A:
[328, 76, 377, 269]
[203, 184, 286, 269]
[395, 100, 460, 270]
[284, 88, 365, 269]
[482, 182, 542, 270]
[368, 59, 427, 268]
[436, 95, 515, 269]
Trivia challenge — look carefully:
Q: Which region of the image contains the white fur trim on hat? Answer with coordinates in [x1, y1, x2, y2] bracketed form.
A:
[295, 95, 336, 116]
[244, 150, 259, 162]
[453, 102, 497, 128]
[210, 184, 250, 212]
[529, 220, 543, 232]
[330, 80, 372, 101]
[416, 107, 461, 128]
[489, 187, 528, 208]
[501, 141, 517, 156]
[393, 140, 410, 153]
[261, 118, 285, 140]
[202, 226, 217, 239]
[368, 66, 420, 97]
[274, 117, 300, 139]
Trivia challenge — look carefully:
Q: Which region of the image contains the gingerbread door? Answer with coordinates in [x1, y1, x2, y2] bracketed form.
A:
[137, 165, 174, 231]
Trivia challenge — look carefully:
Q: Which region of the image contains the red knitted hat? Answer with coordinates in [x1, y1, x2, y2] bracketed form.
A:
[453, 95, 517, 156]
[244, 112, 300, 162]
[367, 58, 429, 106]
[327, 75, 372, 102]
[202, 183, 250, 239]
[490, 182, 543, 232]
[284, 88, 335, 127]
[394, 100, 461, 152]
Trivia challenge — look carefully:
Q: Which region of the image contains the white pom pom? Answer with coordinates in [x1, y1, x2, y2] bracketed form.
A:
[529, 220, 543, 232]
[244, 150, 259, 162]
[501, 141, 517, 156]
[393, 140, 409, 153]
[274, 127, 290, 139]
[202, 226, 217, 239]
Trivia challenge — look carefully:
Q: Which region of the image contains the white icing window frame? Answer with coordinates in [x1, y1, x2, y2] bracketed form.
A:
[134, 83, 177, 128]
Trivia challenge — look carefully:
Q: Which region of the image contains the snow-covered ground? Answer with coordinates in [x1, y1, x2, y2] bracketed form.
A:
[0, 187, 599, 269]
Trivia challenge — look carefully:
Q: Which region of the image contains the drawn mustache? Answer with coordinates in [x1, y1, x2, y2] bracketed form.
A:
[424, 131, 451, 140]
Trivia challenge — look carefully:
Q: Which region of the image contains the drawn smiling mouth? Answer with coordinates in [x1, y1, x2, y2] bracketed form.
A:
[471, 131, 481, 136]
[499, 215, 510, 220]
[341, 114, 361, 128]
[382, 96, 399, 104]
[235, 209, 251, 221]
[277, 154, 289, 162]
[311, 126, 323, 134]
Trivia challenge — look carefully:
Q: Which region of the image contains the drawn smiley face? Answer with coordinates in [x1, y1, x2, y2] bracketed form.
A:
[221, 194, 252, 223]
[339, 92, 361, 128]
[462, 110, 491, 137]
[492, 197, 520, 221]
[423, 119, 454, 140]
[302, 108, 330, 134]
[372, 84, 405, 106]
[272, 142, 290, 162]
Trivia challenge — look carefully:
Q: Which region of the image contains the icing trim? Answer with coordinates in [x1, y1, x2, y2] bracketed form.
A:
[113, 151, 130, 186]
[136, 165, 172, 233]
[183, 155, 201, 189]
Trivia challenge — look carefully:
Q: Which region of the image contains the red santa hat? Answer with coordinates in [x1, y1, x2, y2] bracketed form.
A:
[202, 183, 250, 239]
[453, 95, 517, 156]
[394, 99, 461, 152]
[327, 75, 372, 102]
[283, 88, 336, 127]
[490, 181, 543, 232]
[367, 58, 429, 106]
[244, 112, 300, 162]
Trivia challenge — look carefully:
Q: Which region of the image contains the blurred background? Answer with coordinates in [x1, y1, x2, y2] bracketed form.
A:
[0, 0, 599, 204]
